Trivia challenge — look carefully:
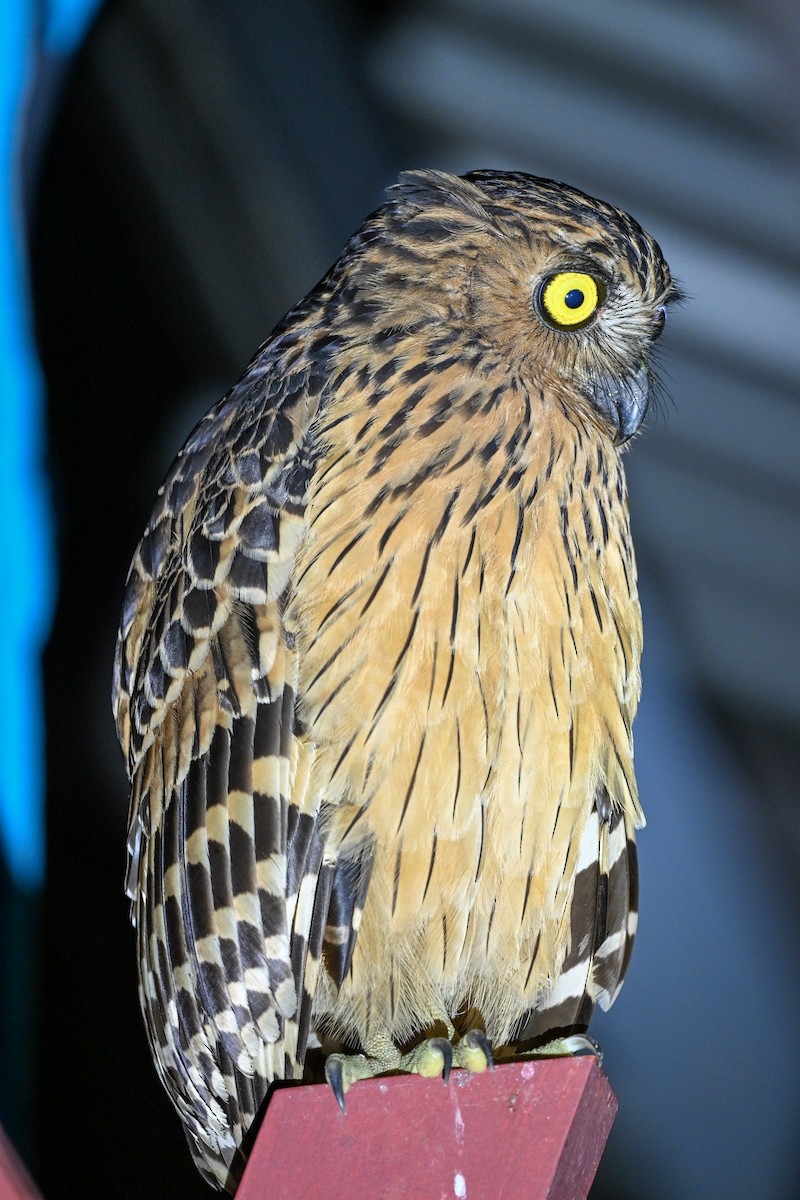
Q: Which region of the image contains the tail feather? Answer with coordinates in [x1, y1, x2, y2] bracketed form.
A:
[589, 808, 638, 1011]
[513, 784, 639, 1044]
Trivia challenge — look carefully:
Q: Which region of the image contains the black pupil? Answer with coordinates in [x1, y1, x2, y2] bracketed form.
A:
[564, 288, 585, 309]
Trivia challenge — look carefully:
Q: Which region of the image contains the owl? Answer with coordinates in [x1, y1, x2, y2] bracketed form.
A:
[112, 169, 676, 1190]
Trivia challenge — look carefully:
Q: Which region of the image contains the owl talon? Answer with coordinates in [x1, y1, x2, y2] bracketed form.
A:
[504, 1033, 604, 1069]
[455, 1029, 495, 1073]
[324, 1055, 348, 1112]
[435, 1037, 453, 1084]
[399, 1035, 454, 1082]
[561, 1033, 603, 1066]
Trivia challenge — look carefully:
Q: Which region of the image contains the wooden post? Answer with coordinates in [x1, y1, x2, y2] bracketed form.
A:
[238, 1056, 617, 1199]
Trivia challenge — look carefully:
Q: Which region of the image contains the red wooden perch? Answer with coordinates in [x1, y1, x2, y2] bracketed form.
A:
[0, 1125, 42, 1200]
[237, 1056, 617, 1199]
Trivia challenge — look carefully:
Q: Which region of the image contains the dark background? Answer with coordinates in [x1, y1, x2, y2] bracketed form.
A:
[3, 1, 799, 1196]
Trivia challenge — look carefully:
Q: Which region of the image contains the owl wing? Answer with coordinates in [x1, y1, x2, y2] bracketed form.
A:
[112, 331, 334, 1187]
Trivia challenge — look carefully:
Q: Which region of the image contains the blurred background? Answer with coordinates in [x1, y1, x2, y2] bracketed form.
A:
[1, 0, 798, 1196]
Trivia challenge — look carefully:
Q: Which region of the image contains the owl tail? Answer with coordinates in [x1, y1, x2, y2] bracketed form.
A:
[513, 790, 639, 1043]
[588, 800, 639, 1012]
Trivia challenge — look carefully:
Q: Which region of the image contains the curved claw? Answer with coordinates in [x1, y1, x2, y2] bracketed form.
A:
[463, 1029, 495, 1071]
[561, 1033, 603, 1067]
[325, 1056, 347, 1113]
[429, 1036, 454, 1083]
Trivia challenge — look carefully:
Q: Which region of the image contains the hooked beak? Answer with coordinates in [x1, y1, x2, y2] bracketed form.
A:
[587, 364, 649, 445]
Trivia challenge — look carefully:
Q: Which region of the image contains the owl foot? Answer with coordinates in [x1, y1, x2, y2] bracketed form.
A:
[393, 1029, 495, 1082]
[324, 1029, 495, 1111]
[325, 1053, 367, 1112]
[498, 1033, 603, 1068]
[325, 1036, 453, 1111]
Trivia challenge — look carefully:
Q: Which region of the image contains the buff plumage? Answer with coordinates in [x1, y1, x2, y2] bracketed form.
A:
[112, 169, 676, 1190]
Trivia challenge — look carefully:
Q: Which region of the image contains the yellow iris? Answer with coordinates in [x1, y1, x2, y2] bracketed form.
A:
[540, 272, 601, 329]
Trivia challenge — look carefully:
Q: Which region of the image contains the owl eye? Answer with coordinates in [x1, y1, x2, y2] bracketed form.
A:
[537, 272, 604, 331]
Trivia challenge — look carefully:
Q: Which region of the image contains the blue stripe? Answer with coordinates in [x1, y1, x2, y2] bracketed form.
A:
[42, 0, 103, 57]
[0, 0, 102, 886]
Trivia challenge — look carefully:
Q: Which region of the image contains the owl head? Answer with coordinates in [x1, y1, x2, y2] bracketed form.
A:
[343, 168, 679, 446]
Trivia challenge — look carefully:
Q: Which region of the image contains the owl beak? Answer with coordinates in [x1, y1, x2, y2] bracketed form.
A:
[589, 364, 649, 445]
